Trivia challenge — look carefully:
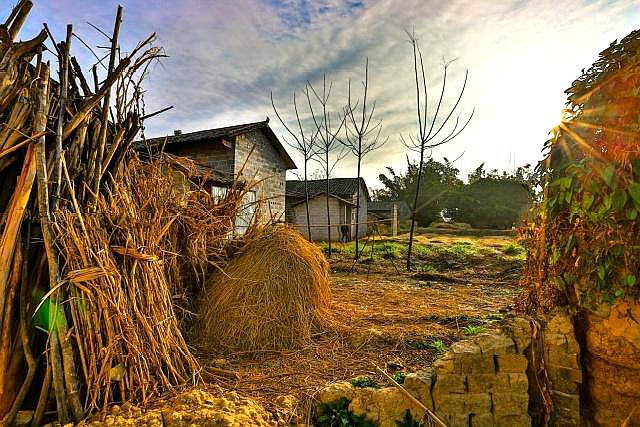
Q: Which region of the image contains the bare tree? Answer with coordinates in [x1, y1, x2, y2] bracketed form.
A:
[306, 76, 346, 258]
[271, 91, 319, 241]
[343, 58, 387, 260]
[402, 32, 474, 271]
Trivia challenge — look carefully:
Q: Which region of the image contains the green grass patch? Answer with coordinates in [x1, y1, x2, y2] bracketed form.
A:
[392, 372, 407, 384]
[351, 375, 380, 389]
[462, 325, 484, 336]
[316, 397, 377, 427]
[414, 263, 438, 273]
[501, 242, 527, 259]
[429, 339, 447, 355]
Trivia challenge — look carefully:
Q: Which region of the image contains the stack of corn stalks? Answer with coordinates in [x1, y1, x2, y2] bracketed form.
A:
[0, 2, 249, 425]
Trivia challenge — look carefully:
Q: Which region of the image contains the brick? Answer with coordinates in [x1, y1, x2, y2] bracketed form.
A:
[491, 392, 528, 416]
[404, 370, 434, 408]
[495, 414, 531, 427]
[433, 374, 466, 400]
[442, 413, 469, 427]
[546, 350, 580, 369]
[451, 340, 481, 355]
[433, 354, 457, 374]
[474, 334, 516, 354]
[454, 354, 495, 374]
[435, 393, 491, 414]
[548, 366, 582, 394]
[496, 354, 528, 373]
[508, 373, 529, 393]
[551, 390, 580, 414]
[466, 373, 510, 393]
[469, 413, 494, 427]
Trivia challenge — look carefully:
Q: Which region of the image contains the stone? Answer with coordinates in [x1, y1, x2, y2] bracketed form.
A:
[507, 373, 529, 393]
[491, 392, 528, 416]
[435, 393, 491, 414]
[433, 354, 457, 374]
[547, 313, 574, 335]
[508, 317, 532, 353]
[454, 354, 496, 374]
[466, 373, 510, 393]
[496, 353, 528, 373]
[469, 413, 495, 427]
[318, 381, 353, 404]
[495, 414, 532, 427]
[404, 370, 434, 408]
[451, 340, 482, 355]
[370, 387, 423, 427]
[548, 365, 582, 394]
[433, 373, 466, 396]
[443, 413, 470, 427]
[546, 349, 580, 369]
[551, 390, 580, 414]
[474, 333, 516, 355]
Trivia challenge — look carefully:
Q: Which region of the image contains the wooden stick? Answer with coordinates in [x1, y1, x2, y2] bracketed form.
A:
[91, 6, 122, 205]
[52, 24, 72, 212]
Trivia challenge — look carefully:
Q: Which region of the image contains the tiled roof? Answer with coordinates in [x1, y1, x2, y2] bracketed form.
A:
[138, 119, 297, 169]
[286, 177, 370, 201]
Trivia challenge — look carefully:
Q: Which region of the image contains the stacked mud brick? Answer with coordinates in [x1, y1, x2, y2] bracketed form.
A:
[418, 332, 531, 427]
[542, 314, 582, 427]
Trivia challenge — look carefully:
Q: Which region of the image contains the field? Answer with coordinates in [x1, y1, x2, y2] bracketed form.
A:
[197, 232, 526, 422]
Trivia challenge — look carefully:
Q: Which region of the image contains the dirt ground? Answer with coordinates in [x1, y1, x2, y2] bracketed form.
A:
[197, 232, 525, 423]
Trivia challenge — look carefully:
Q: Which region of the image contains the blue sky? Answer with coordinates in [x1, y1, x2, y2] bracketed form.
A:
[5, 0, 639, 187]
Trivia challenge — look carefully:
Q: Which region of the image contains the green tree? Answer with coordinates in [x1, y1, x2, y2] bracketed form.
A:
[376, 157, 462, 226]
[450, 163, 538, 229]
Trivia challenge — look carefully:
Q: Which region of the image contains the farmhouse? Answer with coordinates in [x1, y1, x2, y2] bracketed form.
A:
[143, 119, 296, 230]
[285, 178, 369, 241]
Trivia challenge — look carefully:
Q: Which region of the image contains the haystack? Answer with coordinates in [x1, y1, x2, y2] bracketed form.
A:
[198, 225, 332, 351]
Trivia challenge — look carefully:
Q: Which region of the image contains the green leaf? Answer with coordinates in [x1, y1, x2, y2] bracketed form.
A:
[624, 274, 637, 287]
[611, 190, 628, 212]
[627, 208, 638, 220]
[615, 289, 624, 298]
[582, 193, 595, 210]
[629, 182, 640, 207]
[601, 165, 616, 188]
[597, 265, 607, 281]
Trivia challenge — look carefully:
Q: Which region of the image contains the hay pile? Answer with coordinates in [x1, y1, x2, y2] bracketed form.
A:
[198, 225, 332, 351]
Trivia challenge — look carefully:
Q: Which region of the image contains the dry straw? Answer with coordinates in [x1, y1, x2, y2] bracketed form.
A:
[197, 225, 333, 352]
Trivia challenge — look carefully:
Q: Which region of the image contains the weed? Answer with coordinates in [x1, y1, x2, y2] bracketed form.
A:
[351, 375, 380, 389]
[501, 242, 526, 259]
[414, 263, 438, 273]
[429, 339, 447, 355]
[316, 397, 377, 427]
[462, 325, 484, 336]
[392, 372, 406, 384]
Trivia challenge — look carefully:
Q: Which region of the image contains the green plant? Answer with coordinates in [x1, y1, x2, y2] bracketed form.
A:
[351, 375, 380, 389]
[429, 339, 446, 355]
[392, 372, 406, 384]
[485, 313, 504, 321]
[316, 397, 378, 427]
[501, 242, 526, 259]
[414, 263, 438, 273]
[396, 410, 421, 427]
[462, 325, 484, 336]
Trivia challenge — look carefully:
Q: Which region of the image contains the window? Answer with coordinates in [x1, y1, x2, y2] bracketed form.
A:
[211, 185, 228, 202]
[235, 191, 257, 235]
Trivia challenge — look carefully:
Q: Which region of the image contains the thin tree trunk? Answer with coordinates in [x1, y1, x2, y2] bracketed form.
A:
[303, 160, 312, 241]
[407, 151, 425, 271]
[354, 155, 362, 260]
[325, 151, 331, 256]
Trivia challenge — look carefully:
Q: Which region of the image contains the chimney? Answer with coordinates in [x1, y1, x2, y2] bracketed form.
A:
[174, 129, 182, 136]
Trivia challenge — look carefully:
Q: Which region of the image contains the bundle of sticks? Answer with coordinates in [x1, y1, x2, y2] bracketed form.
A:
[0, 2, 242, 425]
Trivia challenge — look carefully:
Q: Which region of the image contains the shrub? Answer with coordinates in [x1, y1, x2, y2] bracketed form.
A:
[316, 397, 378, 427]
[351, 375, 380, 388]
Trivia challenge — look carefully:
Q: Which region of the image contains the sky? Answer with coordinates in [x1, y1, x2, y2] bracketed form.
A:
[6, 0, 639, 188]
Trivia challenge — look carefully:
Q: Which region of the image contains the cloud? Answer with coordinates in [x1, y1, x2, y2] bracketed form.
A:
[5, 0, 639, 187]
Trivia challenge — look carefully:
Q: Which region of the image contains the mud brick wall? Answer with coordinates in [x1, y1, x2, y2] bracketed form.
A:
[319, 328, 533, 427]
[418, 333, 532, 427]
[542, 313, 582, 427]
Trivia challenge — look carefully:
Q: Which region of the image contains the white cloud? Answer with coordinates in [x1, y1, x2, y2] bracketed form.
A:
[6, 0, 639, 188]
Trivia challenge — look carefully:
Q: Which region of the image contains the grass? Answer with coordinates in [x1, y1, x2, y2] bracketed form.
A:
[501, 242, 527, 260]
[414, 263, 438, 273]
[350, 375, 380, 388]
[428, 339, 447, 355]
[462, 325, 485, 336]
[392, 372, 407, 384]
